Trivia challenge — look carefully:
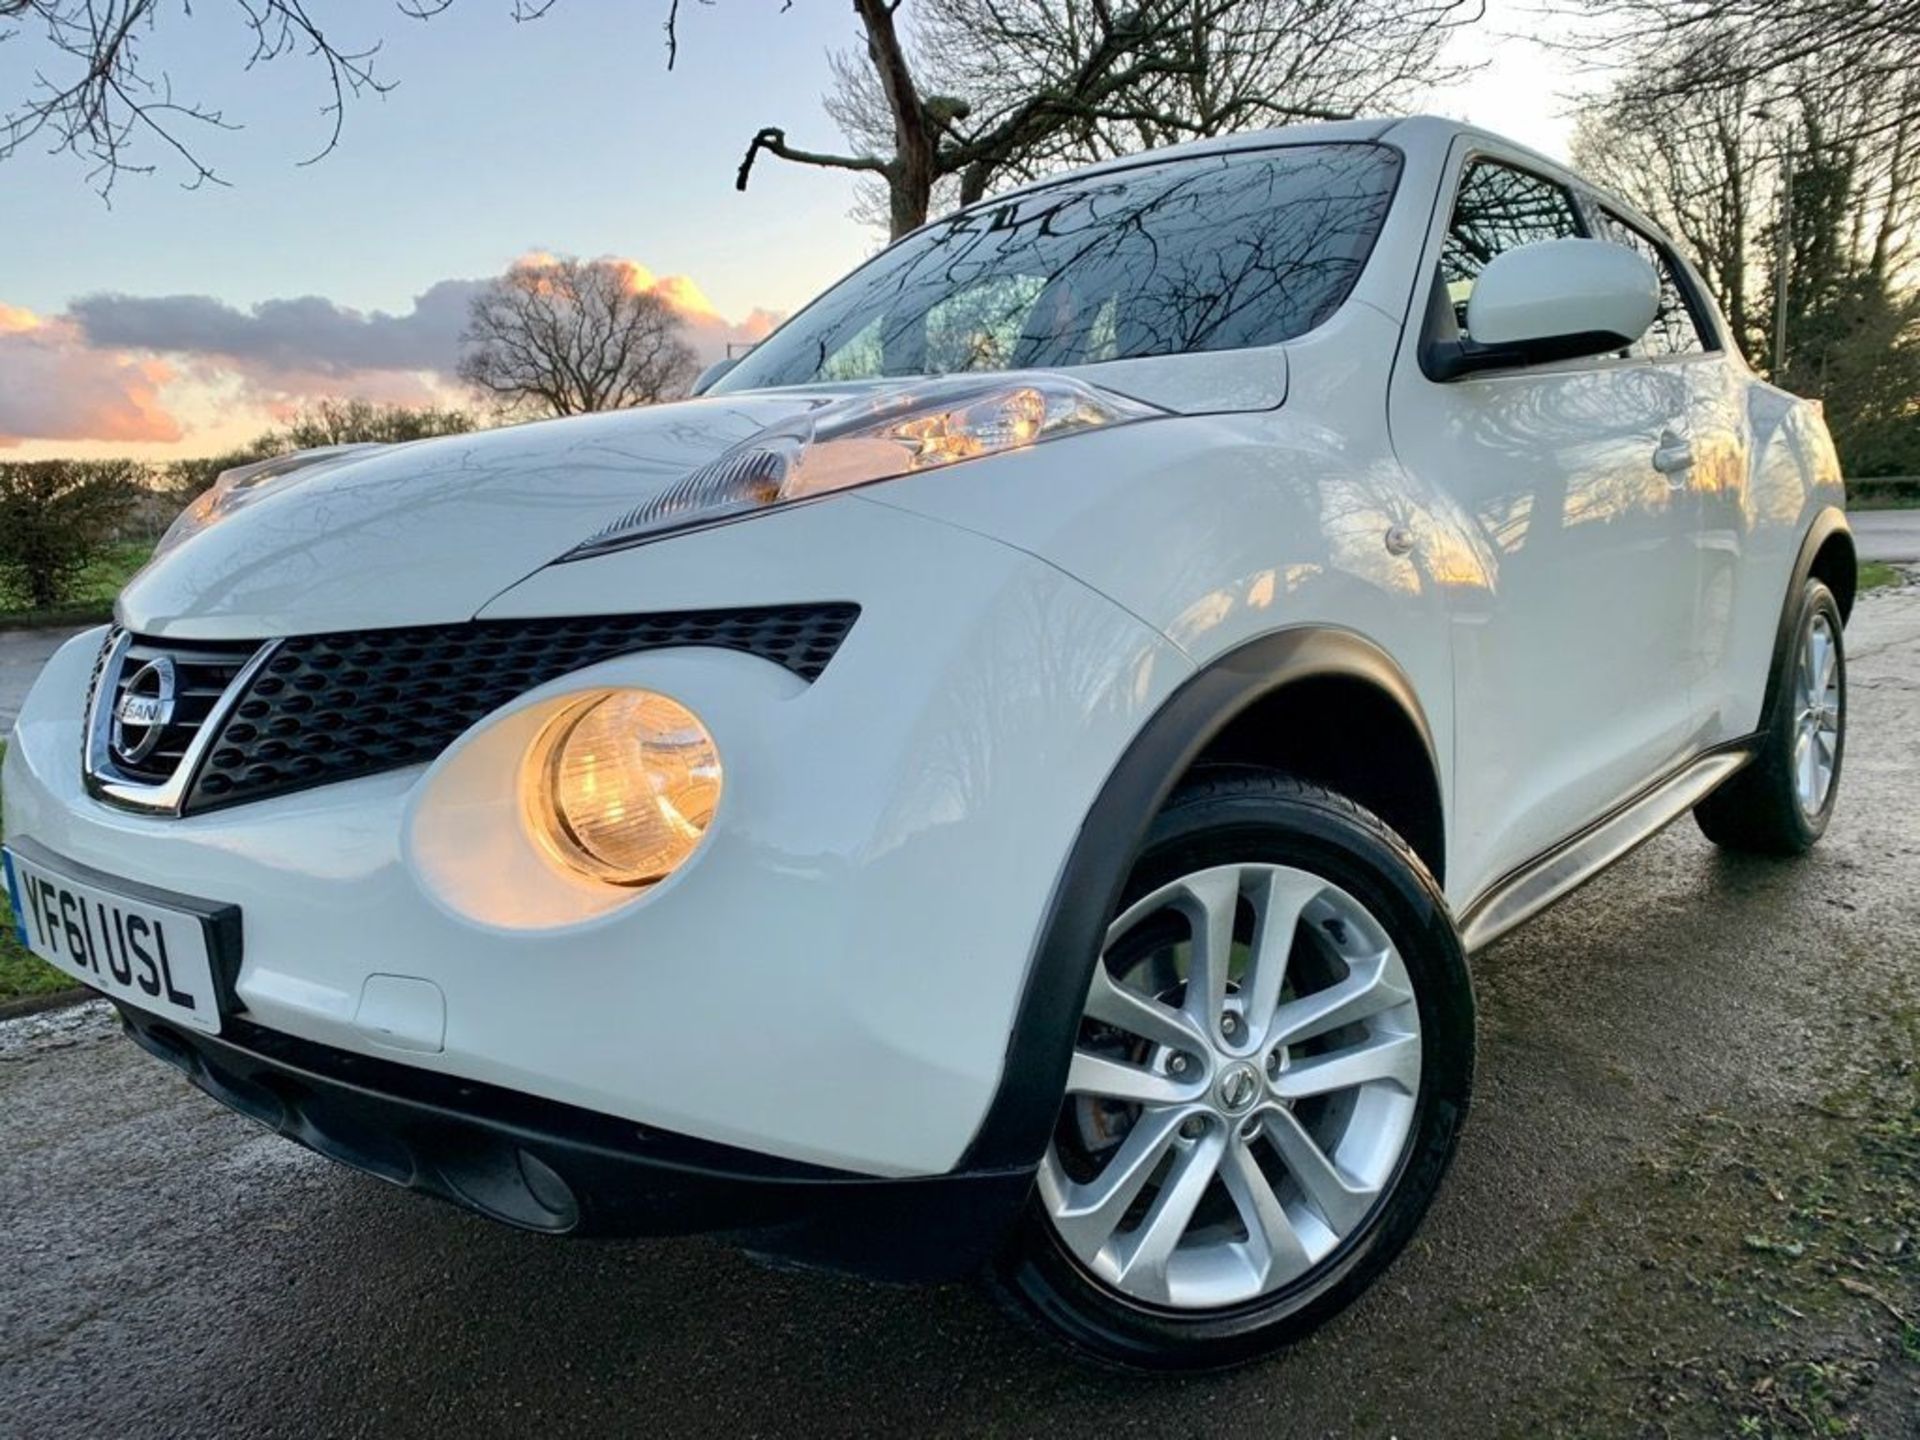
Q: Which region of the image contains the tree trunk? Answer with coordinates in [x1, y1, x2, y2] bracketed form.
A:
[855, 0, 936, 238]
[888, 161, 934, 237]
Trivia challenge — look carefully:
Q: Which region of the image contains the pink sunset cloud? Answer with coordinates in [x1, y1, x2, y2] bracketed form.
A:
[0, 308, 183, 449]
[4, 256, 780, 457]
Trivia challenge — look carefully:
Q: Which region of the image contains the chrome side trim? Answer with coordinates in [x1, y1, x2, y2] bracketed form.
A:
[1458, 746, 1755, 953]
[83, 635, 281, 816]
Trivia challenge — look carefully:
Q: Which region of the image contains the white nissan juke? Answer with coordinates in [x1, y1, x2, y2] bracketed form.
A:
[4, 116, 1853, 1369]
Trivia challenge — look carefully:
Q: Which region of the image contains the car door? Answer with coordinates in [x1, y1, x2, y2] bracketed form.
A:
[1583, 199, 1750, 749]
[1386, 147, 1703, 897]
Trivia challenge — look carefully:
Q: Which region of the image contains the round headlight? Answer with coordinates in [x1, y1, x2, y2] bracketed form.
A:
[520, 690, 722, 887]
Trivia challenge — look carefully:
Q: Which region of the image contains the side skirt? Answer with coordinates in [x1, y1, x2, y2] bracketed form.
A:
[1457, 743, 1756, 954]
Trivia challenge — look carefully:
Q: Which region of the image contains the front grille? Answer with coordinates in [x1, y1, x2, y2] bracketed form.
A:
[173, 603, 860, 814]
[89, 630, 260, 784]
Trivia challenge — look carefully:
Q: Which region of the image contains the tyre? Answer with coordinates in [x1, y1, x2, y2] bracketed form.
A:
[988, 768, 1474, 1371]
[1695, 578, 1846, 856]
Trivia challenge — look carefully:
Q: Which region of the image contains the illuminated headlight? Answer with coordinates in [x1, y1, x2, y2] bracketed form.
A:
[564, 374, 1162, 558]
[520, 689, 722, 887]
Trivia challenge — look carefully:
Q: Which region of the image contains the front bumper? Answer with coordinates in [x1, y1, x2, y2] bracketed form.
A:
[6, 498, 1192, 1178]
[115, 1002, 1032, 1279]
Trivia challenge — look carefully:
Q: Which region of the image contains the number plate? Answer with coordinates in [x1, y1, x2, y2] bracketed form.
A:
[3, 839, 235, 1034]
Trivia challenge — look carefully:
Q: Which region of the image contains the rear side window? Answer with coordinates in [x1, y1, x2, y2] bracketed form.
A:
[1439, 162, 1584, 341]
[1591, 208, 1710, 357]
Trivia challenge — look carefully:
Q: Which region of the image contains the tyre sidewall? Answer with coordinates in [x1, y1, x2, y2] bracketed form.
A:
[992, 776, 1474, 1371]
[1765, 580, 1847, 848]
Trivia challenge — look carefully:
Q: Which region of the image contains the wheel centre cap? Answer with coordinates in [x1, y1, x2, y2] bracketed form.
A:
[1216, 1062, 1262, 1114]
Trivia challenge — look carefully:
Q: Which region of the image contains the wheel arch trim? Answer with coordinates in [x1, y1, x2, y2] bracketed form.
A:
[1762, 507, 1855, 731]
[956, 624, 1440, 1172]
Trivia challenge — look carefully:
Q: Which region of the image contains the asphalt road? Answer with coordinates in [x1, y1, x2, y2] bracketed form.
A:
[0, 626, 86, 734]
[5, 595, 1920, 1438]
[1852, 506, 1920, 563]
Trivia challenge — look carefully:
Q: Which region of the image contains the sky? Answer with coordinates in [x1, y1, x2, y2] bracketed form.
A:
[0, 0, 1601, 460]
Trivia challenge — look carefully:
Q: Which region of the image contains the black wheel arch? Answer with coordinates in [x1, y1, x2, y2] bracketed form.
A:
[1760, 508, 1855, 729]
[956, 625, 1443, 1172]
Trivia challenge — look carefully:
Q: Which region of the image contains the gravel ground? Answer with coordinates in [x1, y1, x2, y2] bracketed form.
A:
[3, 593, 1918, 1439]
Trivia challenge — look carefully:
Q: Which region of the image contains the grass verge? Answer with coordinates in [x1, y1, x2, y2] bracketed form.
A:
[0, 541, 150, 631]
[1859, 561, 1904, 592]
[1493, 989, 1920, 1438]
[0, 741, 79, 1003]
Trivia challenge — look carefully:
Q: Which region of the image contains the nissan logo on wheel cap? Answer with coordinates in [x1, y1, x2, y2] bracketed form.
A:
[111, 656, 178, 766]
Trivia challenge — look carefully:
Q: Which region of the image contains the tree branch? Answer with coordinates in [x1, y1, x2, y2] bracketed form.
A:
[735, 125, 889, 191]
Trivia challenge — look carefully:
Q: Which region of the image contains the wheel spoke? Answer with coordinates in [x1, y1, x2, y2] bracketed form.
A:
[1238, 868, 1324, 1045]
[1084, 960, 1204, 1054]
[1809, 627, 1831, 699]
[1262, 1106, 1378, 1235]
[1050, 1107, 1185, 1263]
[1176, 869, 1240, 1033]
[1795, 728, 1818, 805]
[1067, 1048, 1193, 1106]
[1266, 950, 1410, 1049]
[1112, 1125, 1227, 1301]
[1274, 1030, 1421, 1100]
[1219, 1136, 1313, 1284]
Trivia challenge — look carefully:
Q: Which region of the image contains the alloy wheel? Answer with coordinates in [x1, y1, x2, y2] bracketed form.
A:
[1038, 862, 1423, 1311]
[1794, 610, 1842, 817]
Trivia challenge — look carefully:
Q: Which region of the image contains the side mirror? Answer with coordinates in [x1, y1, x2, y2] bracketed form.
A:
[1428, 237, 1660, 380]
[690, 357, 738, 396]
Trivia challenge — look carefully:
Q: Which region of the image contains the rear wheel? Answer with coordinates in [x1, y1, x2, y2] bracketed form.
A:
[988, 769, 1473, 1370]
[1695, 578, 1846, 855]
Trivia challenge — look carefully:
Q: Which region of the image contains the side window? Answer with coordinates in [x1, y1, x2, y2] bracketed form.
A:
[1439, 162, 1584, 341]
[922, 273, 1048, 374]
[1591, 208, 1709, 357]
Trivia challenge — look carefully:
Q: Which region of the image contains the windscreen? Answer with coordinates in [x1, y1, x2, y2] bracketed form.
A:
[714, 142, 1402, 391]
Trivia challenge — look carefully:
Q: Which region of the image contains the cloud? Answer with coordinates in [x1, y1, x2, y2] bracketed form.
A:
[0, 310, 182, 448]
[6, 256, 780, 455]
[69, 280, 482, 380]
[70, 256, 772, 384]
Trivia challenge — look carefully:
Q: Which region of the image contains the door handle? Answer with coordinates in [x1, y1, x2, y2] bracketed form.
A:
[1651, 430, 1694, 479]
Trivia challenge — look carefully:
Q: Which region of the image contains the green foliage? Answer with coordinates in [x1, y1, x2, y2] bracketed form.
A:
[0, 542, 151, 628]
[277, 396, 475, 450]
[161, 398, 479, 504]
[0, 460, 140, 610]
[0, 742, 78, 1004]
[1769, 139, 1920, 479]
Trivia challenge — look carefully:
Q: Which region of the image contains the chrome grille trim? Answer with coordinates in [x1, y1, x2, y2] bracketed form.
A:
[83, 629, 281, 815]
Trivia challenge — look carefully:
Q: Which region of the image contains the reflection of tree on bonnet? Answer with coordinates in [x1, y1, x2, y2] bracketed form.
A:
[720, 145, 1402, 393]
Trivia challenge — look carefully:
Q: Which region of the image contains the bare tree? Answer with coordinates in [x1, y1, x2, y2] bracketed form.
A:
[751, 0, 1484, 238]
[275, 396, 477, 448]
[5, 0, 1480, 229]
[1562, 0, 1920, 135]
[1572, 46, 1920, 473]
[1571, 78, 1769, 352]
[0, 0, 561, 197]
[458, 256, 699, 418]
[1574, 56, 1920, 354]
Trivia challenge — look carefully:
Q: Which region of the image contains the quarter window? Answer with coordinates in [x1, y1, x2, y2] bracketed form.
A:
[1439, 162, 1584, 341]
[1591, 208, 1709, 357]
